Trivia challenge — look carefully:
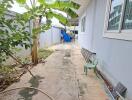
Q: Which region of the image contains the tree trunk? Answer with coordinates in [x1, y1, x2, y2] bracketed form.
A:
[31, 18, 39, 65]
[31, 38, 38, 65]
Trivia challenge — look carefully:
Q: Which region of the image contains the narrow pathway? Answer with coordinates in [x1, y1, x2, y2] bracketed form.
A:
[0, 43, 108, 100]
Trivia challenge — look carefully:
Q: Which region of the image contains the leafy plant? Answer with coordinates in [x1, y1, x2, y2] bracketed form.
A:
[0, 0, 80, 65]
[0, 66, 14, 74]
[0, 1, 29, 65]
[16, 0, 80, 64]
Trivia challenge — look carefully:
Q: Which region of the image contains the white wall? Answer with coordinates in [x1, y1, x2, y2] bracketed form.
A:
[52, 27, 61, 44]
[78, 0, 96, 52]
[78, 0, 132, 99]
[39, 27, 61, 48]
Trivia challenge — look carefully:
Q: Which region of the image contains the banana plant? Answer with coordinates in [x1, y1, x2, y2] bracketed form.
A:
[15, 0, 80, 65]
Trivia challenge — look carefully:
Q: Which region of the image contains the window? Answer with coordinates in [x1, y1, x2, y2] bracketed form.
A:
[122, 0, 132, 29]
[107, 0, 124, 30]
[104, 0, 132, 40]
[81, 17, 86, 32]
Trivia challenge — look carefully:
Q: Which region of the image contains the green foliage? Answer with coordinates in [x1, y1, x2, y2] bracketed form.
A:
[46, 11, 68, 25]
[45, 1, 80, 9]
[20, 57, 31, 64]
[0, 66, 14, 74]
[38, 0, 46, 4]
[0, 16, 31, 64]
[16, 0, 80, 25]
[0, 0, 80, 64]
[0, 1, 31, 65]
[45, 1, 80, 18]
[16, 0, 26, 4]
[32, 20, 52, 38]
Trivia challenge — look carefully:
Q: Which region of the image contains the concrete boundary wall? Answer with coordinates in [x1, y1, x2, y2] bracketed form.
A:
[39, 26, 61, 48]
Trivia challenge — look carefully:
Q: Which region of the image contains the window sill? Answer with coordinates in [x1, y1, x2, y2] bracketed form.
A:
[103, 32, 132, 41]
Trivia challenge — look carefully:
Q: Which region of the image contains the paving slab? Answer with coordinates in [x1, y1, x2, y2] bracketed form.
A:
[0, 43, 108, 100]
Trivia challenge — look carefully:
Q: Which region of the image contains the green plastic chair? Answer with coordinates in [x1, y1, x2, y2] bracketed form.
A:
[84, 59, 98, 75]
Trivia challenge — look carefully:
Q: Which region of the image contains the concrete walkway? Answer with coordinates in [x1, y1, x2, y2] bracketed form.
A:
[0, 43, 108, 100]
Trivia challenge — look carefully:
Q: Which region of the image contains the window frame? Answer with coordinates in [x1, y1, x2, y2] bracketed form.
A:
[103, 0, 132, 41]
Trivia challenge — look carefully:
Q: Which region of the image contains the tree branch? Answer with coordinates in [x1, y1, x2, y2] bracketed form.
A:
[4, 50, 34, 77]
[0, 87, 54, 100]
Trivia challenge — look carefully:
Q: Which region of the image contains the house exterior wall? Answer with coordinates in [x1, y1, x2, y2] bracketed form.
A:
[78, 0, 96, 52]
[39, 27, 61, 48]
[78, 0, 132, 99]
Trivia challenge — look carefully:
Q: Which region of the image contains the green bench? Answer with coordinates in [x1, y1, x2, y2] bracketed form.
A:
[81, 48, 97, 75]
[84, 59, 98, 75]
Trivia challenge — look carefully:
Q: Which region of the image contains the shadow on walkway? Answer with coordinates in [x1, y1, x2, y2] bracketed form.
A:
[18, 75, 44, 100]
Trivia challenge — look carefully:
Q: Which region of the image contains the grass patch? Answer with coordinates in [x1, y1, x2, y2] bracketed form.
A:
[0, 66, 15, 74]
[38, 49, 53, 60]
[18, 48, 53, 64]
